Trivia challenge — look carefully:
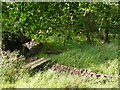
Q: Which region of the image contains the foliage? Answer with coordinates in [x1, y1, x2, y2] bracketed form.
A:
[2, 2, 119, 45]
[1, 2, 119, 88]
[0, 50, 28, 83]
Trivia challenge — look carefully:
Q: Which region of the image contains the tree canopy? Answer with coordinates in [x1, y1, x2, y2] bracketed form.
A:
[2, 2, 119, 47]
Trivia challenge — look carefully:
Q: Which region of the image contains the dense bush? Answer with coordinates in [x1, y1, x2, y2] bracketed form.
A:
[2, 32, 23, 52]
[2, 31, 31, 52]
[0, 50, 28, 83]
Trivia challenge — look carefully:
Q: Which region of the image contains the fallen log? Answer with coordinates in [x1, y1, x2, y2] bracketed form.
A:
[25, 43, 43, 59]
[46, 50, 63, 55]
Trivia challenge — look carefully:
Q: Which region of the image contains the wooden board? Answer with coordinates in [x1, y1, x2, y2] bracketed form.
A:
[26, 58, 50, 70]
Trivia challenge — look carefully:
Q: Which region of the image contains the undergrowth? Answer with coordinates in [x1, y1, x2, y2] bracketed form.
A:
[0, 37, 118, 88]
[0, 50, 28, 83]
[14, 69, 118, 88]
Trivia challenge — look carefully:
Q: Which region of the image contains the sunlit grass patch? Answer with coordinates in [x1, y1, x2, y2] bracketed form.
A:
[13, 69, 118, 88]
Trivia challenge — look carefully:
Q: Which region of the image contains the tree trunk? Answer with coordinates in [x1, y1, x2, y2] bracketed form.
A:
[113, 34, 116, 37]
[86, 34, 91, 43]
[63, 39, 66, 49]
[104, 29, 109, 43]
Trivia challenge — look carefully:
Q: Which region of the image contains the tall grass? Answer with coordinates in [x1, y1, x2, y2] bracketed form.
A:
[14, 70, 118, 88]
[0, 37, 118, 88]
[38, 40, 118, 75]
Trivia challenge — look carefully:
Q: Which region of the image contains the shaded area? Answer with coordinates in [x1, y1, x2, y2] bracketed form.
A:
[2, 31, 44, 59]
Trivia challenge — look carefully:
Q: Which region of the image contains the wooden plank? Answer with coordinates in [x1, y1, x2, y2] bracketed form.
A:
[26, 58, 50, 70]
[27, 58, 44, 67]
[30, 59, 49, 70]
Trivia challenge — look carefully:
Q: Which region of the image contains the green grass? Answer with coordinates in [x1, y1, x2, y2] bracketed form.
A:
[38, 40, 118, 75]
[15, 70, 118, 88]
[0, 37, 118, 88]
[1, 69, 118, 88]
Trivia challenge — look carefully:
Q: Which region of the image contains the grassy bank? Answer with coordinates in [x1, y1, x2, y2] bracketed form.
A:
[0, 39, 118, 88]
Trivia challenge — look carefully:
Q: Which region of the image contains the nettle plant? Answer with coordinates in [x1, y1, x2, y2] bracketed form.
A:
[0, 50, 28, 83]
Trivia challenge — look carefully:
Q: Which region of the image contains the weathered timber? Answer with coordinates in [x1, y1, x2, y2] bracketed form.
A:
[46, 50, 63, 55]
[26, 57, 50, 70]
[25, 43, 43, 59]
